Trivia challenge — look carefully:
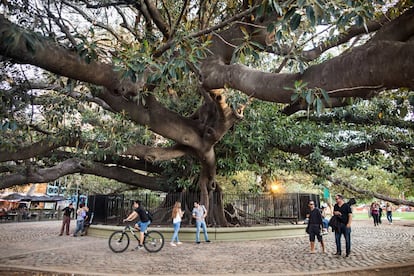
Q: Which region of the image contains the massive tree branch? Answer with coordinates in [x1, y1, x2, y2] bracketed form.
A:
[0, 135, 79, 162]
[201, 41, 414, 105]
[124, 144, 189, 162]
[328, 176, 414, 207]
[0, 158, 168, 191]
[275, 140, 405, 159]
[0, 15, 120, 91]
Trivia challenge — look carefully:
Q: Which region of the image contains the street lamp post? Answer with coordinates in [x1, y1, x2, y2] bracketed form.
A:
[270, 180, 282, 225]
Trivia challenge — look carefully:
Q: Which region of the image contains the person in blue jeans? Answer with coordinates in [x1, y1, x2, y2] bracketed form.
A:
[333, 194, 352, 257]
[170, 201, 185, 246]
[192, 201, 210, 244]
[73, 203, 87, 237]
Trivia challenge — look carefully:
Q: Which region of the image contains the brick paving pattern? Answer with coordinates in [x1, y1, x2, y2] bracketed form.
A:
[0, 219, 413, 275]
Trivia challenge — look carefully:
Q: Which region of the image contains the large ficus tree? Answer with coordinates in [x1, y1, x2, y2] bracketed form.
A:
[0, 0, 413, 225]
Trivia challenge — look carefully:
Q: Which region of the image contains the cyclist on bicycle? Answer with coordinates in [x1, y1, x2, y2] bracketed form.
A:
[123, 200, 150, 250]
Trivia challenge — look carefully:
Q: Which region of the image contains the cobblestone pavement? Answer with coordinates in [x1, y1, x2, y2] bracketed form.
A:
[0, 219, 413, 275]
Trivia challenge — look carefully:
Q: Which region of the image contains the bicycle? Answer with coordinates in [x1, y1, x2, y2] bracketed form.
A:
[108, 223, 164, 253]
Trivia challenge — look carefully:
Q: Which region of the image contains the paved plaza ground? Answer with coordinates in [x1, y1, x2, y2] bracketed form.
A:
[0, 219, 413, 275]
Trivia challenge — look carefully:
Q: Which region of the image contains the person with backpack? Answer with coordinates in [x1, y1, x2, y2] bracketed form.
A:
[192, 201, 210, 244]
[123, 200, 151, 250]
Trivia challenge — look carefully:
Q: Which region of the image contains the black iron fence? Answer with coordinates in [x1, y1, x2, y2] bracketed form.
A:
[88, 192, 320, 226]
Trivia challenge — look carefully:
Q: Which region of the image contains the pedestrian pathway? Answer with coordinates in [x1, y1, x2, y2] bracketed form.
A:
[0, 219, 413, 275]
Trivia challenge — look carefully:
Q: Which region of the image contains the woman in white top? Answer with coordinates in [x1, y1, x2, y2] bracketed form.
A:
[171, 201, 185, 246]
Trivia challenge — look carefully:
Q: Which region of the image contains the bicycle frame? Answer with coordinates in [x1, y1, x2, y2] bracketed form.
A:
[108, 223, 164, 253]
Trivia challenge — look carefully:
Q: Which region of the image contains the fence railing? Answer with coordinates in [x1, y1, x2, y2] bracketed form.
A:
[88, 192, 320, 226]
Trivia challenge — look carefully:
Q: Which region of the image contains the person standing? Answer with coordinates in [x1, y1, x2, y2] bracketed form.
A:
[386, 202, 393, 224]
[73, 203, 87, 237]
[370, 202, 380, 226]
[82, 207, 93, 236]
[378, 203, 383, 224]
[307, 201, 325, 253]
[170, 201, 185, 246]
[59, 203, 74, 236]
[333, 194, 352, 257]
[192, 201, 210, 244]
[321, 203, 332, 235]
[123, 200, 151, 250]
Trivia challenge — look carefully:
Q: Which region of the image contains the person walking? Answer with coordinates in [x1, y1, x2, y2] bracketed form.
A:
[192, 201, 210, 244]
[170, 201, 185, 246]
[333, 194, 352, 257]
[307, 201, 325, 253]
[59, 203, 74, 236]
[386, 202, 393, 224]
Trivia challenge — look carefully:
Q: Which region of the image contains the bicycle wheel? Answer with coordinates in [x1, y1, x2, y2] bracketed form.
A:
[108, 230, 130, 253]
[143, 230, 164, 253]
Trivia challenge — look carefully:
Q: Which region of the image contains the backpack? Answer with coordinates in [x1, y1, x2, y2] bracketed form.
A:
[145, 210, 153, 222]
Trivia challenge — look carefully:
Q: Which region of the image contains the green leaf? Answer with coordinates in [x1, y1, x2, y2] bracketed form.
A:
[290, 13, 302, 31]
[271, 1, 283, 16]
[284, 7, 296, 20]
[306, 6, 316, 26]
[399, 106, 407, 118]
[321, 89, 331, 106]
[250, 41, 264, 50]
[305, 91, 313, 104]
[316, 97, 323, 114]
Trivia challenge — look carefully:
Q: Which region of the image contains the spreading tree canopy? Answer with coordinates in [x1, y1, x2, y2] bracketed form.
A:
[0, 0, 413, 225]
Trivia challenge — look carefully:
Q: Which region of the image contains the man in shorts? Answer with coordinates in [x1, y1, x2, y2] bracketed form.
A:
[124, 200, 151, 250]
[307, 200, 325, 254]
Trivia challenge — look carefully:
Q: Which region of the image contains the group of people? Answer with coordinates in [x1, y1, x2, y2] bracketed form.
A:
[123, 200, 210, 250]
[306, 194, 352, 257]
[60, 196, 397, 258]
[59, 202, 91, 237]
[369, 201, 393, 226]
[166, 200, 210, 246]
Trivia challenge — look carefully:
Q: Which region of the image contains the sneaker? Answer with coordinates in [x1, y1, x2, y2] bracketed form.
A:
[133, 245, 143, 250]
[58, 233, 63, 236]
[206, 240, 211, 243]
[177, 242, 183, 245]
[170, 243, 176, 247]
[196, 241, 201, 244]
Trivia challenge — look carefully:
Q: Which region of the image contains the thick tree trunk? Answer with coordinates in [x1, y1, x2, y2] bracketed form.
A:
[209, 185, 229, 226]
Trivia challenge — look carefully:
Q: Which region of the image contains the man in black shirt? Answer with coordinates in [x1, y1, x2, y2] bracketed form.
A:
[59, 203, 74, 236]
[124, 200, 151, 250]
[307, 201, 325, 253]
[333, 194, 353, 257]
